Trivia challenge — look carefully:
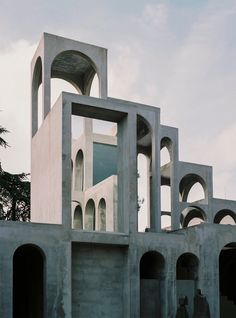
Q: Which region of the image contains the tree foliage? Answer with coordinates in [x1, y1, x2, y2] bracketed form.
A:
[0, 125, 30, 221]
[0, 125, 9, 148]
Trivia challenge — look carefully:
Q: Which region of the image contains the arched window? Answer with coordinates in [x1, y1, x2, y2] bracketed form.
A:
[176, 253, 199, 317]
[179, 174, 206, 203]
[140, 251, 165, 317]
[160, 137, 172, 167]
[74, 150, 84, 191]
[214, 209, 236, 225]
[73, 205, 83, 229]
[181, 206, 206, 228]
[13, 244, 45, 318]
[98, 198, 106, 231]
[85, 199, 95, 230]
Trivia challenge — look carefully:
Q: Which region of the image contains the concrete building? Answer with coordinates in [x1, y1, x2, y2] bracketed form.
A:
[1, 32, 236, 317]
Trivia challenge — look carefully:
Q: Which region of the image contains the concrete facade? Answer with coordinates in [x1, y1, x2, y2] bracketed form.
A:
[1, 33, 236, 317]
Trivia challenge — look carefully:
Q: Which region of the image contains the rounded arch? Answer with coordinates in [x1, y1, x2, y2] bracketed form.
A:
[214, 209, 236, 224]
[179, 174, 206, 203]
[85, 199, 95, 231]
[98, 198, 106, 231]
[73, 204, 83, 229]
[140, 251, 165, 317]
[137, 115, 152, 151]
[181, 206, 207, 228]
[140, 250, 165, 279]
[74, 150, 84, 191]
[13, 244, 45, 318]
[176, 252, 199, 280]
[160, 137, 172, 165]
[176, 252, 199, 316]
[51, 50, 98, 96]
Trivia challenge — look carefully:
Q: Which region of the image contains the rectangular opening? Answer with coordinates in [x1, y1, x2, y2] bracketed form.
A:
[71, 104, 125, 233]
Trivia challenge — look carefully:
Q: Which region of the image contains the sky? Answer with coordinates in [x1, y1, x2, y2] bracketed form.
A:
[1, 0, 236, 200]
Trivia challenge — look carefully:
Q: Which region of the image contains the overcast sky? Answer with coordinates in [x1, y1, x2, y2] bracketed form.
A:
[1, 0, 236, 200]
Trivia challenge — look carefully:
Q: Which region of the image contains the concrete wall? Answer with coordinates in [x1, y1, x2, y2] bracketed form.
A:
[72, 243, 126, 318]
[31, 100, 62, 224]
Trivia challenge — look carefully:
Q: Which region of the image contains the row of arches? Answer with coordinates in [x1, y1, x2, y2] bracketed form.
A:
[140, 251, 198, 317]
[140, 245, 236, 317]
[161, 207, 236, 230]
[73, 198, 106, 231]
[136, 115, 235, 232]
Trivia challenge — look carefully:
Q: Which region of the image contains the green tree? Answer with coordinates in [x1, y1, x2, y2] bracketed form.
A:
[0, 125, 30, 221]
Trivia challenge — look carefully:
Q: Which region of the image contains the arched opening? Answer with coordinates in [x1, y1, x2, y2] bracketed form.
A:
[180, 207, 206, 228]
[176, 253, 199, 317]
[51, 78, 78, 107]
[13, 244, 44, 318]
[74, 150, 84, 191]
[137, 115, 152, 232]
[85, 199, 95, 230]
[137, 153, 149, 232]
[51, 50, 97, 97]
[214, 209, 236, 225]
[219, 243, 236, 316]
[160, 146, 170, 166]
[160, 137, 172, 230]
[98, 198, 106, 231]
[32, 56, 42, 135]
[73, 205, 83, 229]
[179, 174, 206, 203]
[140, 251, 165, 317]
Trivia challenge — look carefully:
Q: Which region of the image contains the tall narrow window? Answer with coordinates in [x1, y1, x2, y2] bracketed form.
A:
[74, 150, 84, 191]
[85, 199, 95, 230]
[98, 198, 106, 231]
[73, 205, 83, 229]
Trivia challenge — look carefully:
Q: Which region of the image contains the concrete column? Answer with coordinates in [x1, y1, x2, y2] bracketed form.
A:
[62, 98, 72, 228]
[151, 111, 161, 232]
[118, 111, 137, 233]
[129, 245, 139, 318]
